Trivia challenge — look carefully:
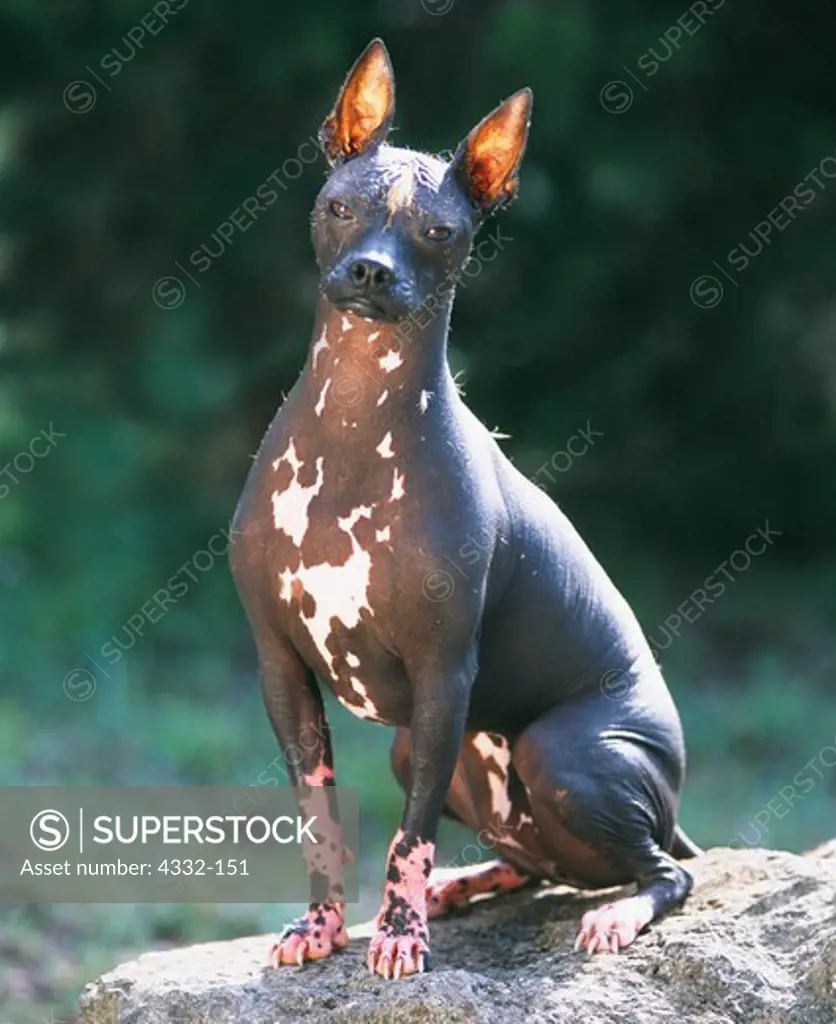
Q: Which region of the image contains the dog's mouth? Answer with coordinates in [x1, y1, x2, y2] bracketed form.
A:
[334, 296, 391, 321]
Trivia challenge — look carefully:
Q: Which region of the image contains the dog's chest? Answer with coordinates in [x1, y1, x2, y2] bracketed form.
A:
[266, 428, 412, 724]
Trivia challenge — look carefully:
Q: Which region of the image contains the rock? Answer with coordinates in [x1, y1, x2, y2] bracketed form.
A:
[78, 843, 836, 1024]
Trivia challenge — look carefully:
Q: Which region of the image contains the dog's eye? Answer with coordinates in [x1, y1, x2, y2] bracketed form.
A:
[425, 225, 453, 242]
[329, 200, 354, 220]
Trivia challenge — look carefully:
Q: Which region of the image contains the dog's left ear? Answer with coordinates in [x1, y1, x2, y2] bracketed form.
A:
[320, 38, 395, 167]
[449, 88, 532, 215]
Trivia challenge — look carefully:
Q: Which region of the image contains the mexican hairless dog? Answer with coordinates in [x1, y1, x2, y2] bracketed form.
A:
[229, 38, 699, 980]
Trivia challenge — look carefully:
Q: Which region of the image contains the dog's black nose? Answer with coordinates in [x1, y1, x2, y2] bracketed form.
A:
[349, 257, 394, 291]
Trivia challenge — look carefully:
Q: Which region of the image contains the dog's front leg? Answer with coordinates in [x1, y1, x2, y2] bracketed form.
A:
[367, 644, 477, 980]
[258, 637, 350, 967]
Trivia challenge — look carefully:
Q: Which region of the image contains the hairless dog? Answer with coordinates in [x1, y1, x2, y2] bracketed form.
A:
[230, 38, 699, 981]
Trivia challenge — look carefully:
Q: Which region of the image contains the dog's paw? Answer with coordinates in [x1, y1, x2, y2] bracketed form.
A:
[269, 901, 348, 966]
[367, 928, 431, 979]
[368, 828, 434, 978]
[573, 895, 654, 954]
[426, 859, 530, 919]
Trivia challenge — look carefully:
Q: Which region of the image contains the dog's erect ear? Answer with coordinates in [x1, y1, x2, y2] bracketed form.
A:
[450, 88, 532, 215]
[320, 39, 395, 167]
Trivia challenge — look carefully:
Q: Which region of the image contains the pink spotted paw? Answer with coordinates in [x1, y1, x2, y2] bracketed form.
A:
[426, 860, 530, 919]
[369, 828, 435, 978]
[367, 928, 431, 979]
[269, 901, 348, 967]
[426, 877, 470, 919]
[573, 895, 654, 954]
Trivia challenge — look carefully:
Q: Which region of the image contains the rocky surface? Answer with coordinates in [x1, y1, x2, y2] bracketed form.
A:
[78, 842, 836, 1023]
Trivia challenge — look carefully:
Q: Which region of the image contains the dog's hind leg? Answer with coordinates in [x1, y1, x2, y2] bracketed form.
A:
[424, 859, 534, 918]
[511, 680, 694, 954]
[390, 727, 545, 915]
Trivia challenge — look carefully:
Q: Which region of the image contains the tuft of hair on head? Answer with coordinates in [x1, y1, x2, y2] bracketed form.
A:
[385, 165, 416, 224]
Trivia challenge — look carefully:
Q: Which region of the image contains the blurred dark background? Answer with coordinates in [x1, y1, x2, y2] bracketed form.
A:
[1, 0, 835, 1018]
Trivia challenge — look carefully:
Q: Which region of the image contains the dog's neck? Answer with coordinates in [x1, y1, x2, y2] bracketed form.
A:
[300, 296, 454, 432]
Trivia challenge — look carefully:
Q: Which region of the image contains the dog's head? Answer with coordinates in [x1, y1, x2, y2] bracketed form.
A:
[311, 39, 532, 324]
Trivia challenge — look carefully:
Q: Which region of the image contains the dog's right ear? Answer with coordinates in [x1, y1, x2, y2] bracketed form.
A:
[320, 39, 395, 167]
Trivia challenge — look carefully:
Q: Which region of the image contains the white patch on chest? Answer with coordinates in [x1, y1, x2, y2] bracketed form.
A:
[285, 529, 373, 672]
[419, 390, 433, 413]
[345, 676, 381, 720]
[336, 694, 356, 715]
[337, 690, 380, 720]
[311, 329, 328, 368]
[473, 732, 513, 823]
[390, 468, 406, 501]
[274, 444, 399, 722]
[338, 505, 373, 531]
[271, 440, 324, 545]
[376, 432, 395, 459]
[277, 499, 380, 688]
[277, 566, 293, 601]
[272, 439, 301, 473]
[314, 378, 331, 416]
[379, 350, 403, 373]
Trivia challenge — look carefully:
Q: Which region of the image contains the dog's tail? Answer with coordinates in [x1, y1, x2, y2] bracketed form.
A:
[671, 824, 703, 859]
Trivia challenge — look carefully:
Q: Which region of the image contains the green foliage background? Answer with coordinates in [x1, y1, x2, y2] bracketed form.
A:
[1, 1, 835, 1018]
